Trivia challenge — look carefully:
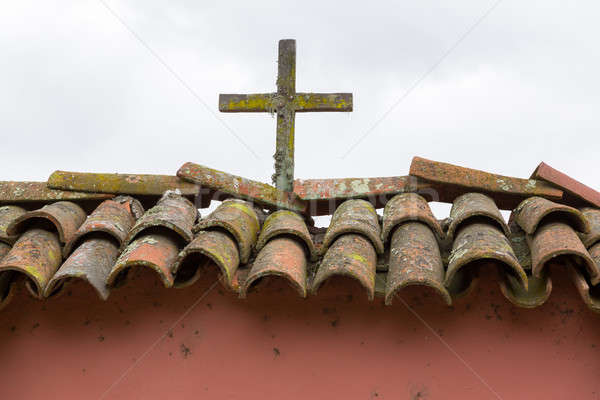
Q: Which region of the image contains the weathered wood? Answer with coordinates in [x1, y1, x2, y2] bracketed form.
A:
[277, 39, 296, 96]
[47, 171, 199, 197]
[294, 93, 353, 112]
[217, 39, 353, 192]
[218, 94, 274, 112]
[409, 157, 564, 209]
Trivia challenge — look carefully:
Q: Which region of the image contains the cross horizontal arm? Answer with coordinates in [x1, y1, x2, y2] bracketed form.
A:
[219, 93, 275, 112]
[294, 93, 353, 112]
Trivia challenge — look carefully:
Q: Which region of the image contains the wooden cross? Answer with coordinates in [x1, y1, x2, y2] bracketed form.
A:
[219, 39, 353, 192]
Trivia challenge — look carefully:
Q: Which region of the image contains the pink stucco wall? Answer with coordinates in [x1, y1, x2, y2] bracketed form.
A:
[1, 266, 599, 399]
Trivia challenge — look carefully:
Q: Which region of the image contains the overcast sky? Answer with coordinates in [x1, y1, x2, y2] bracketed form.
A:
[1, 1, 598, 221]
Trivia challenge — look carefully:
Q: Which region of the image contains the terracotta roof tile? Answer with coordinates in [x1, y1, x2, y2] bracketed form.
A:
[173, 229, 240, 290]
[0, 205, 26, 244]
[241, 236, 307, 298]
[0, 242, 14, 309]
[513, 196, 589, 235]
[569, 266, 600, 313]
[385, 221, 451, 305]
[194, 199, 261, 264]
[47, 237, 119, 300]
[529, 221, 599, 284]
[63, 196, 143, 256]
[7, 201, 86, 244]
[1, 187, 599, 312]
[0, 229, 62, 298]
[531, 162, 600, 208]
[322, 199, 384, 254]
[312, 233, 377, 300]
[256, 210, 316, 261]
[580, 207, 600, 248]
[446, 192, 508, 239]
[109, 233, 180, 288]
[381, 193, 443, 243]
[446, 223, 527, 291]
[124, 191, 197, 246]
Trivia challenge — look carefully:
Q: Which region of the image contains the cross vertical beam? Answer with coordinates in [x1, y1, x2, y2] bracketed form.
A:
[274, 39, 296, 191]
[218, 39, 353, 192]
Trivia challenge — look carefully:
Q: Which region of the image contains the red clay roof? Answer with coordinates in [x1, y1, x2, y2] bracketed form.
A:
[1, 189, 599, 313]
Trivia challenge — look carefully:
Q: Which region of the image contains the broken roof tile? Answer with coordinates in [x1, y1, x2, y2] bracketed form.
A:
[63, 196, 143, 256]
[322, 199, 384, 254]
[293, 176, 437, 212]
[409, 157, 563, 209]
[0, 205, 26, 244]
[529, 222, 598, 284]
[7, 201, 86, 244]
[446, 223, 527, 291]
[381, 193, 443, 243]
[240, 236, 307, 298]
[108, 233, 180, 288]
[256, 210, 316, 261]
[47, 171, 199, 198]
[177, 162, 307, 213]
[447, 193, 508, 239]
[513, 196, 589, 235]
[0, 229, 62, 299]
[173, 230, 240, 290]
[385, 222, 451, 306]
[531, 162, 600, 208]
[194, 199, 260, 263]
[125, 191, 197, 247]
[0, 181, 113, 204]
[312, 234, 377, 301]
[46, 237, 119, 300]
[499, 271, 552, 308]
[579, 207, 600, 248]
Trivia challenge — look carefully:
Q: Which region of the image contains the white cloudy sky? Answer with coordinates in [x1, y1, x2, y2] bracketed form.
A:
[1, 1, 598, 220]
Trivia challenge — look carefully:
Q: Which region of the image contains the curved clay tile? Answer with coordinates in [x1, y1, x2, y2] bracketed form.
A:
[591, 242, 600, 267]
[0, 229, 62, 299]
[507, 216, 532, 270]
[322, 199, 383, 254]
[0, 242, 14, 310]
[569, 267, 600, 313]
[255, 210, 316, 261]
[445, 223, 527, 291]
[0, 205, 26, 244]
[580, 207, 600, 248]
[381, 193, 443, 243]
[240, 237, 307, 298]
[385, 222, 451, 305]
[530, 222, 599, 284]
[446, 193, 508, 239]
[513, 196, 589, 235]
[63, 196, 143, 256]
[194, 199, 260, 264]
[312, 234, 377, 301]
[172, 230, 240, 290]
[108, 233, 180, 288]
[124, 191, 197, 247]
[499, 271, 552, 308]
[7, 201, 86, 244]
[46, 238, 119, 300]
